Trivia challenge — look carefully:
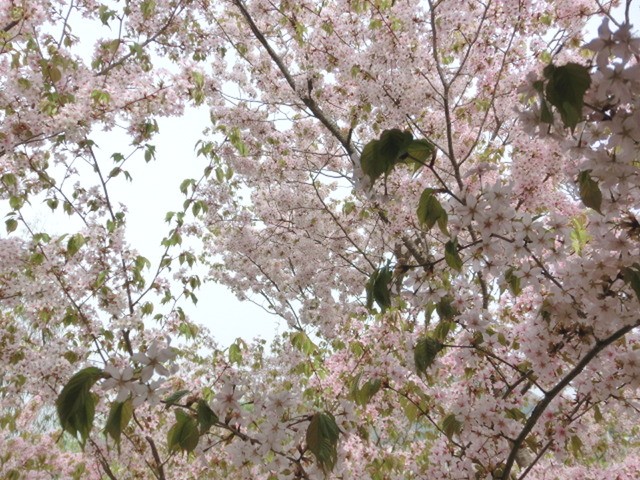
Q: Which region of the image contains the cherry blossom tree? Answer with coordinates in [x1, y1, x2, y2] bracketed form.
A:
[1, 0, 639, 479]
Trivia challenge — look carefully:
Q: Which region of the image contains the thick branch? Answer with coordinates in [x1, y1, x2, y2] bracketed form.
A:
[501, 319, 640, 479]
[231, 0, 354, 157]
[2, 19, 19, 32]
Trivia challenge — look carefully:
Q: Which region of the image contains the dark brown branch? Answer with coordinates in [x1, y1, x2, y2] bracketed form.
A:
[146, 436, 167, 480]
[2, 19, 19, 32]
[89, 438, 119, 480]
[231, 0, 354, 158]
[500, 319, 640, 479]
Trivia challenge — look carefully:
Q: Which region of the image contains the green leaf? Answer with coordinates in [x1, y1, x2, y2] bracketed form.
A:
[433, 320, 455, 342]
[141, 0, 156, 19]
[2, 173, 17, 187]
[167, 409, 200, 454]
[406, 139, 434, 169]
[505, 407, 526, 421]
[6, 470, 20, 480]
[291, 331, 317, 355]
[414, 337, 444, 376]
[504, 267, 522, 296]
[577, 170, 602, 214]
[360, 129, 414, 183]
[47, 198, 59, 210]
[196, 399, 218, 434]
[435, 296, 456, 321]
[56, 367, 103, 444]
[306, 412, 340, 473]
[593, 404, 603, 423]
[229, 342, 243, 364]
[543, 62, 591, 130]
[570, 435, 583, 456]
[104, 400, 133, 444]
[442, 413, 462, 439]
[539, 97, 554, 124]
[5, 218, 18, 233]
[67, 234, 87, 257]
[163, 389, 191, 408]
[365, 265, 393, 312]
[570, 217, 590, 255]
[350, 374, 382, 406]
[622, 266, 640, 302]
[9, 195, 23, 210]
[417, 189, 448, 234]
[47, 65, 62, 83]
[98, 5, 116, 25]
[444, 239, 463, 272]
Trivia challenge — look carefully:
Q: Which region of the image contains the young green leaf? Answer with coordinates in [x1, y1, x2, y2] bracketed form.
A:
[350, 374, 382, 406]
[228, 342, 243, 364]
[435, 296, 456, 321]
[67, 234, 87, 257]
[306, 412, 340, 473]
[433, 320, 455, 342]
[504, 267, 522, 296]
[291, 331, 317, 355]
[570, 217, 590, 255]
[5, 218, 18, 233]
[539, 97, 554, 124]
[622, 265, 640, 302]
[406, 139, 434, 169]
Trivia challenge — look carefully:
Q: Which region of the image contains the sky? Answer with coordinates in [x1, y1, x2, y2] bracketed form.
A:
[13, 6, 285, 348]
[90, 108, 284, 347]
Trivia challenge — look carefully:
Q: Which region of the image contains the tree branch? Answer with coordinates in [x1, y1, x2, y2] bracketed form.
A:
[231, 0, 354, 158]
[500, 319, 640, 479]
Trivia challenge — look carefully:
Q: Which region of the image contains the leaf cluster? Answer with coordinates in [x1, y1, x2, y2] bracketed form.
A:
[361, 129, 434, 184]
[535, 62, 591, 130]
